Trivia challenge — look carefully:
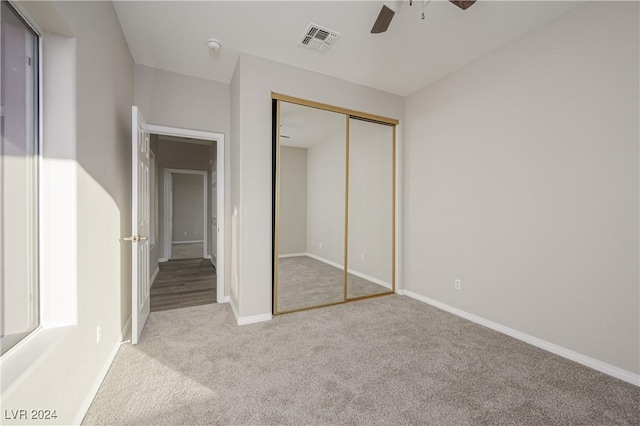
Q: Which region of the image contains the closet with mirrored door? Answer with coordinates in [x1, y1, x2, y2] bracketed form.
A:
[272, 93, 397, 314]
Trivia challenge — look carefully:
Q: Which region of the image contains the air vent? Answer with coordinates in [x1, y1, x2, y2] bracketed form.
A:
[298, 23, 340, 53]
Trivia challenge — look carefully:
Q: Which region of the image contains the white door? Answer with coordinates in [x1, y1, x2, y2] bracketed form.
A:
[131, 106, 150, 344]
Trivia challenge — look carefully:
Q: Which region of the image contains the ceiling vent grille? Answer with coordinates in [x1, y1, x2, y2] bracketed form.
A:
[298, 23, 340, 53]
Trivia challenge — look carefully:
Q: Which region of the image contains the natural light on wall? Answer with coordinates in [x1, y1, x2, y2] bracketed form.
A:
[1, 1, 40, 356]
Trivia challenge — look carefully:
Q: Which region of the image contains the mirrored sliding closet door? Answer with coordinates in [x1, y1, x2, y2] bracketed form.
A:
[273, 94, 397, 315]
[346, 118, 394, 300]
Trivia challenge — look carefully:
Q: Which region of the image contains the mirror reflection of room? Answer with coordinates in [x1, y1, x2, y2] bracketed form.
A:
[346, 118, 394, 299]
[276, 102, 346, 312]
[274, 99, 397, 314]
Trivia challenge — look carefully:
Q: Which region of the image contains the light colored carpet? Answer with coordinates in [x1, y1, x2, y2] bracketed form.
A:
[82, 296, 639, 425]
[171, 243, 203, 260]
[277, 256, 389, 312]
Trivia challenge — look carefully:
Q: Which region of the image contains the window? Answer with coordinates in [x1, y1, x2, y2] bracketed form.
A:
[1, 1, 40, 355]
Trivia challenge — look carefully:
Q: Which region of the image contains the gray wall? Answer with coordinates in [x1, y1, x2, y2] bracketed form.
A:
[4, 1, 134, 422]
[155, 140, 211, 260]
[404, 1, 639, 374]
[230, 59, 241, 308]
[135, 64, 229, 135]
[134, 64, 231, 297]
[232, 53, 404, 317]
[278, 146, 307, 255]
[172, 173, 205, 243]
[306, 133, 345, 265]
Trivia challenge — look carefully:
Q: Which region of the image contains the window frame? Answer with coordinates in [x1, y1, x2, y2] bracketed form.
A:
[0, 0, 43, 357]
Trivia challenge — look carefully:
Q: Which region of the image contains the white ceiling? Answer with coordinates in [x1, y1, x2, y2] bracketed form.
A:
[113, 1, 580, 97]
[280, 102, 345, 148]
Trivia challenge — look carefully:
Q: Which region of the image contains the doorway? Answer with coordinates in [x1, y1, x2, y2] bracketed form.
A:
[147, 125, 226, 306]
[163, 169, 208, 261]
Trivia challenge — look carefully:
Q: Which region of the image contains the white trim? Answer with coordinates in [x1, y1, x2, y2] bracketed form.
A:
[158, 257, 168, 263]
[72, 341, 122, 426]
[172, 240, 204, 245]
[304, 252, 392, 289]
[237, 313, 272, 326]
[120, 316, 131, 342]
[347, 268, 391, 290]
[222, 296, 230, 303]
[150, 267, 160, 287]
[148, 125, 219, 141]
[157, 134, 211, 146]
[215, 139, 225, 304]
[229, 298, 239, 322]
[205, 255, 217, 268]
[278, 253, 307, 258]
[401, 289, 640, 387]
[305, 252, 342, 269]
[0, 326, 73, 394]
[7, 1, 44, 35]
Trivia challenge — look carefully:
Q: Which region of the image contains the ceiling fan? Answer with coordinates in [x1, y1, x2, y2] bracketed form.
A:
[371, 0, 476, 34]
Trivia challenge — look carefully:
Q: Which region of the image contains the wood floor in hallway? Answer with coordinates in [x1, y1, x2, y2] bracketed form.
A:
[151, 258, 216, 312]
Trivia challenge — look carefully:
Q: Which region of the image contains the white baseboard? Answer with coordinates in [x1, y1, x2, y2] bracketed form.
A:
[72, 340, 122, 425]
[237, 313, 272, 326]
[221, 296, 230, 303]
[229, 298, 239, 322]
[205, 255, 217, 268]
[348, 268, 392, 289]
[172, 240, 203, 245]
[158, 257, 168, 263]
[120, 316, 131, 342]
[401, 289, 640, 387]
[305, 252, 392, 289]
[227, 299, 271, 326]
[150, 266, 160, 288]
[278, 253, 307, 258]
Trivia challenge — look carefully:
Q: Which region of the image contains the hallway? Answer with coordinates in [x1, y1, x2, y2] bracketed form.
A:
[150, 259, 216, 312]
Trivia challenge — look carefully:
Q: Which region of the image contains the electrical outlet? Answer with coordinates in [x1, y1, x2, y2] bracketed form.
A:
[360, 254, 365, 262]
[96, 325, 102, 344]
[454, 279, 461, 291]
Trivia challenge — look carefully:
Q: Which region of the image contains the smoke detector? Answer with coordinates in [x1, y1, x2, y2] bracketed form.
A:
[298, 23, 340, 53]
[207, 39, 222, 51]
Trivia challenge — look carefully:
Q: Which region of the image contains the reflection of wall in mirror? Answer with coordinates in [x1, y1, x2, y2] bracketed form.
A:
[348, 120, 393, 285]
[278, 146, 307, 255]
[306, 132, 346, 266]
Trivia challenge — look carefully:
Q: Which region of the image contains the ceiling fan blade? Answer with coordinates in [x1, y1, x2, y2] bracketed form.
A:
[449, 0, 476, 10]
[371, 4, 395, 34]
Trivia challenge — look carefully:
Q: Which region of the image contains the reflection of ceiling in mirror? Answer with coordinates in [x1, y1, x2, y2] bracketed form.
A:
[280, 102, 345, 149]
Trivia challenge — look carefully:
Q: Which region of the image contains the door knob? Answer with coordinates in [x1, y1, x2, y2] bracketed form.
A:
[121, 235, 148, 242]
